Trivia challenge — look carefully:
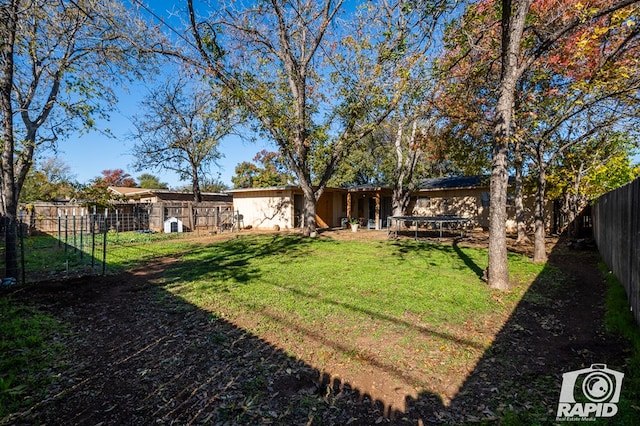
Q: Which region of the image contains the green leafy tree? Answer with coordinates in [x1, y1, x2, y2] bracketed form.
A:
[20, 157, 77, 202]
[75, 185, 120, 209]
[439, 0, 640, 285]
[332, 117, 451, 216]
[137, 173, 168, 189]
[232, 150, 295, 188]
[0, 0, 156, 278]
[200, 176, 228, 193]
[326, 134, 390, 188]
[584, 153, 640, 198]
[175, 176, 228, 193]
[75, 169, 134, 208]
[154, 0, 451, 236]
[231, 162, 261, 189]
[547, 133, 640, 236]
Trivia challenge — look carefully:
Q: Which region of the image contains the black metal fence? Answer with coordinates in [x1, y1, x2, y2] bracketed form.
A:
[0, 212, 110, 285]
[1, 207, 242, 285]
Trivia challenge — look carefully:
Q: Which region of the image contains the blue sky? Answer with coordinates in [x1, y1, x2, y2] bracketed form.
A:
[46, 1, 640, 189]
[51, 1, 274, 189]
[57, 92, 272, 189]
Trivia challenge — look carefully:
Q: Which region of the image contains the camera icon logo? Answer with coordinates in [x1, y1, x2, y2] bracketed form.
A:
[556, 364, 624, 420]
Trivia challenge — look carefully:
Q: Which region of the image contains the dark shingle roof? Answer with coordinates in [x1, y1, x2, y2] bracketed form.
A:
[418, 175, 490, 190]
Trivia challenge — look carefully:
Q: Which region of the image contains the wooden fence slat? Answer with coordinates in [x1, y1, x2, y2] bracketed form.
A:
[593, 177, 640, 327]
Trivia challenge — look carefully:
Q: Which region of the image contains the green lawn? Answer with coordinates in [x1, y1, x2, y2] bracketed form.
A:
[6, 232, 637, 422]
[129, 233, 545, 406]
[156, 234, 540, 325]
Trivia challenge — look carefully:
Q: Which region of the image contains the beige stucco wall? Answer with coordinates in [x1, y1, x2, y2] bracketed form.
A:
[409, 188, 487, 228]
[231, 189, 295, 229]
[409, 188, 553, 232]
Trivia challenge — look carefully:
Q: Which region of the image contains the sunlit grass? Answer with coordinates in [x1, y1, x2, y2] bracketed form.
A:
[152, 234, 547, 398]
[601, 263, 640, 424]
[18, 231, 205, 277]
[159, 235, 543, 326]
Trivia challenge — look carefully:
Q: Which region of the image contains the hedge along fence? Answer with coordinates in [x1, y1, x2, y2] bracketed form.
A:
[592, 177, 640, 327]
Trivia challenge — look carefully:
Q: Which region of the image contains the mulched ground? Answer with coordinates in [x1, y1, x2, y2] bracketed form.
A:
[0, 231, 632, 425]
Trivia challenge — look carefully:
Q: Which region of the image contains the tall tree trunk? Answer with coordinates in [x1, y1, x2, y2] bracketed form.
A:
[514, 142, 529, 244]
[391, 120, 419, 217]
[391, 193, 411, 217]
[488, 133, 510, 289]
[533, 164, 548, 262]
[0, 1, 19, 279]
[191, 165, 202, 203]
[566, 163, 584, 237]
[487, 0, 532, 290]
[300, 181, 318, 237]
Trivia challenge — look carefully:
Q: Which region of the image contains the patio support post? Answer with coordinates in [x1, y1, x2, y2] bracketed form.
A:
[347, 192, 352, 219]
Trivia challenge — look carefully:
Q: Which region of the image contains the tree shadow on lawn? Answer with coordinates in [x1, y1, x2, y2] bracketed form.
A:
[5, 258, 392, 425]
[4, 235, 634, 425]
[397, 242, 634, 424]
[452, 240, 485, 280]
[336, 236, 633, 423]
[157, 233, 317, 288]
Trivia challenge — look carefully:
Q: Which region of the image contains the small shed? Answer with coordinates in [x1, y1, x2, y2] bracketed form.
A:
[163, 217, 183, 233]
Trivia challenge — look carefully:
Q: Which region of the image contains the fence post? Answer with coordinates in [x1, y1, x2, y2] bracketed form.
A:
[102, 209, 108, 275]
[79, 209, 84, 260]
[19, 210, 25, 284]
[57, 209, 61, 248]
[91, 207, 96, 269]
[73, 209, 77, 253]
[64, 210, 68, 258]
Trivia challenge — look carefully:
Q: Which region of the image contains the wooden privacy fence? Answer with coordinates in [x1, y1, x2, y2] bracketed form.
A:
[592, 177, 640, 327]
[19, 200, 235, 235]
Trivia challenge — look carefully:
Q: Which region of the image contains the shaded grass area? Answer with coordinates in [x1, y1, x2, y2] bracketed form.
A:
[602, 263, 640, 424]
[0, 299, 63, 418]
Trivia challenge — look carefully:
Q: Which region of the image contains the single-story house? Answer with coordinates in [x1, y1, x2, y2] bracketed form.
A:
[411, 176, 552, 231]
[227, 176, 553, 232]
[107, 187, 232, 204]
[19, 178, 553, 235]
[409, 176, 492, 229]
[344, 184, 393, 230]
[342, 177, 492, 231]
